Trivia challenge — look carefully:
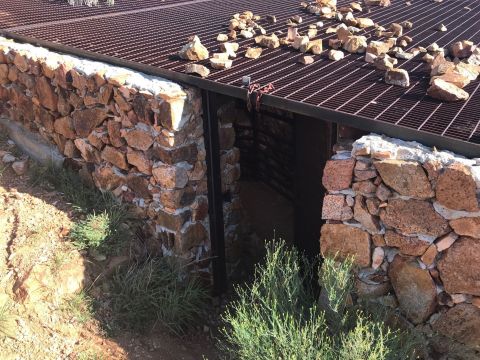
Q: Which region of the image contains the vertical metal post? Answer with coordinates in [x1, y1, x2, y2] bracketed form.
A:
[293, 116, 335, 259]
[201, 90, 227, 295]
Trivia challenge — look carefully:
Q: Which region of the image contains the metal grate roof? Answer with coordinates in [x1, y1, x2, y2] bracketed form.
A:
[1, 0, 480, 155]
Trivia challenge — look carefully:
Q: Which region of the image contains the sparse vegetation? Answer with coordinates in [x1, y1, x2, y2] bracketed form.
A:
[109, 257, 209, 335]
[30, 164, 132, 254]
[63, 292, 94, 324]
[221, 240, 419, 360]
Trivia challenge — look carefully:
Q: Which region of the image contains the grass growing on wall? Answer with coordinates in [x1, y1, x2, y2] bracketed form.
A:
[221, 240, 420, 360]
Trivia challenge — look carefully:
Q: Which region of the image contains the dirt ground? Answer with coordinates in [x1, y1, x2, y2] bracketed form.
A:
[0, 136, 220, 360]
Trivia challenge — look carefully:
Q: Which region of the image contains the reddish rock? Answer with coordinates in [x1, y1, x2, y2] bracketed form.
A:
[98, 84, 113, 105]
[322, 194, 353, 221]
[74, 139, 100, 163]
[437, 237, 480, 296]
[87, 131, 106, 150]
[436, 232, 458, 251]
[126, 148, 152, 175]
[152, 163, 189, 189]
[436, 163, 479, 211]
[421, 244, 438, 266]
[64, 140, 80, 158]
[450, 40, 475, 59]
[428, 78, 469, 102]
[355, 270, 391, 298]
[192, 196, 209, 221]
[449, 218, 480, 238]
[127, 173, 151, 199]
[101, 145, 128, 170]
[160, 187, 196, 209]
[72, 108, 109, 138]
[389, 255, 437, 324]
[423, 159, 442, 182]
[352, 180, 377, 195]
[150, 143, 198, 165]
[157, 209, 192, 232]
[320, 224, 371, 267]
[107, 120, 125, 148]
[372, 247, 384, 269]
[432, 304, 480, 347]
[219, 127, 236, 150]
[354, 195, 381, 234]
[35, 76, 58, 111]
[53, 116, 75, 139]
[12, 159, 28, 175]
[57, 89, 72, 116]
[175, 222, 208, 253]
[374, 160, 433, 199]
[375, 182, 392, 201]
[384, 230, 431, 256]
[34, 106, 54, 132]
[354, 168, 377, 180]
[123, 127, 154, 151]
[372, 234, 386, 247]
[322, 159, 355, 191]
[93, 165, 126, 191]
[0, 64, 8, 84]
[366, 197, 380, 215]
[380, 199, 450, 238]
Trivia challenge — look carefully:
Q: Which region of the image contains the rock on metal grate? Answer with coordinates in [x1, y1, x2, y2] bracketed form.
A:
[1, 0, 480, 149]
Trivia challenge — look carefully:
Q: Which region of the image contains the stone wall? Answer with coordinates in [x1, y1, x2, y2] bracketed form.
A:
[0, 37, 212, 269]
[320, 134, 480, 357]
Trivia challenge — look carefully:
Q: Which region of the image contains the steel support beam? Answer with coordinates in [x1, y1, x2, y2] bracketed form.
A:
[201, 90, 227, 295]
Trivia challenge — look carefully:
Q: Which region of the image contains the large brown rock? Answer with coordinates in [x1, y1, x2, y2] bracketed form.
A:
[35, 76, 58, 111]
[175, 222, 208, 253]
[320, 224, 371, 267]
[374, 160, 433, 199]
[353, 195, 381, 234]
[126, 148, 152, 175]
[380, 199, 450, 238]
[322, 159, 355, 191]
[107, 120, 125, 148]
[389, 255, 437, 324]
[437, 237, 480, 296]
[152, 163, 189, 189]
[178, 35, 209, 61]
[74, 139, 100, 163]
[53, 116, 75, 139]
[123, 127, 154, 151]
[72, 108, 109, 137]
[427, 78, 469, 102]
[93, 165, 126, 191]
[449, 218, 480, 238]
[322, 194, 353, 221]
[436, 163, 479, 211]
[101, 145, 128, 170]
[384, 230, 431, 256]
[433, 304, 480, 348]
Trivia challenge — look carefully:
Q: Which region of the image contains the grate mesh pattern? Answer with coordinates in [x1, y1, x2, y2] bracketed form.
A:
[1, 0, 480, 146]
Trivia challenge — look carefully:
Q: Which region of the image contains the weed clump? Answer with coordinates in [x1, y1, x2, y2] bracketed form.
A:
[30, 164, 132, 254]
[221, 240, 419, 360]
[109, 257, 209, 335]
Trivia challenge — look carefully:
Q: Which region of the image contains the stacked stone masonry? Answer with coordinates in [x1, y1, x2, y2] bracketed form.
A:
[320, 134, 480, 356]
[0, 37, 214, 268]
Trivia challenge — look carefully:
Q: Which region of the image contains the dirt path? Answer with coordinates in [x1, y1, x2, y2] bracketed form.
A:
[0, 135, 219, 360]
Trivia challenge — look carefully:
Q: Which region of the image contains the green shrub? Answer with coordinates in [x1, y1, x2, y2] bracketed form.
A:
[70, 212, 111, 250]
[221, 240, 419, 360]
[109, 257, 209, 335]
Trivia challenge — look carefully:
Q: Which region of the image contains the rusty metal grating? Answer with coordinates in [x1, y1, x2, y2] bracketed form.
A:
[1, 0, 480, 152]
